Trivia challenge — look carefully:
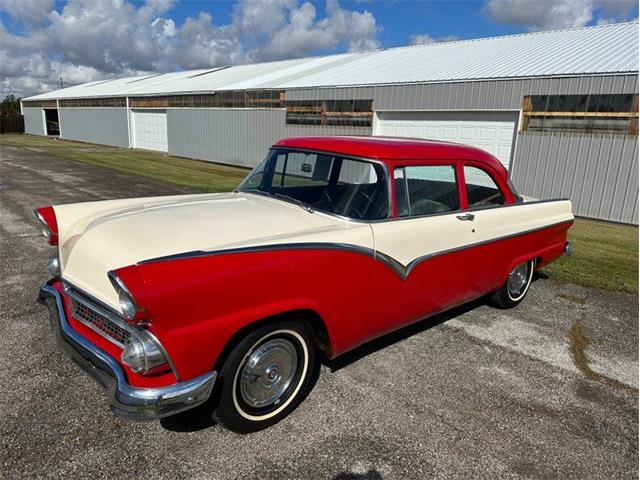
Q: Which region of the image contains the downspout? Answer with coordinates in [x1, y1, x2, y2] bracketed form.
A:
[126, 96, 132, 148]
[56, 99, 63, 138]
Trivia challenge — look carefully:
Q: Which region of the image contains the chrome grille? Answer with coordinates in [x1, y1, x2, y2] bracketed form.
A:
[64, 284, 133, 348]
[72, 301, 131, 346]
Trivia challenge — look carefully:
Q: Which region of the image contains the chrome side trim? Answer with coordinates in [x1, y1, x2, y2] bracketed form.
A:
[385, 219, 573, 280]
[138, 219, 573, 280]
[139, 242, 376, 265]
[38, 282, 216, 420]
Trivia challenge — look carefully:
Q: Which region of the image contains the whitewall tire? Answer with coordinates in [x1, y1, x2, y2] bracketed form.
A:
[490, 259, 535, 309]
[213, 321, 318, 433]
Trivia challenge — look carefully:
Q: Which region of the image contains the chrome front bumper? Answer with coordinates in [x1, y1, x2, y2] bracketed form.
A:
[38, 282, 217, 420]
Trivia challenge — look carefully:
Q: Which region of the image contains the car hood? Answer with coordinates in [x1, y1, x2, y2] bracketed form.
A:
[56, 192, 350, 309]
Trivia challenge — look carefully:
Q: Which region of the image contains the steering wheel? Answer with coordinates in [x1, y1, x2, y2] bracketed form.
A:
[311, 189, 334, 209]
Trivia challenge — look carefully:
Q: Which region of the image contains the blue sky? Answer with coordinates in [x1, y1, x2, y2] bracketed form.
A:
[0, 0, 638, 97]
[164, 0, 521, 46]
[147, 0, 638, 47]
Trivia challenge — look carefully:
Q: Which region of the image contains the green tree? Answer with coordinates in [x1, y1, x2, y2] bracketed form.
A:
[1, 94, 22, 113]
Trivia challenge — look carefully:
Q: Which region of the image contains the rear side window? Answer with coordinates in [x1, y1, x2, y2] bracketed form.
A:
[464, 166, 505, 208]
[394, 165, 460, 217]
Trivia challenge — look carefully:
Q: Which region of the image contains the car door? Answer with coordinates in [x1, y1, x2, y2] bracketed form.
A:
[459, 163, 530, 289]
[369, 163, 482, 335]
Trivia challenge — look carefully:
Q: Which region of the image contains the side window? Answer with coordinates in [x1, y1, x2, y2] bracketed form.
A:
[395, 165, 460, 217]
[464, 166, 505, 208]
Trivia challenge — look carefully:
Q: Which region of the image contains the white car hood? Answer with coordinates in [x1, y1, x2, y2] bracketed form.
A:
[56, 192, 357, 309]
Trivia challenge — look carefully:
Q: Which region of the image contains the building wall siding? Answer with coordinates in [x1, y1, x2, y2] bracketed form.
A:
[287, 74, 638, 224]
[286, 73, 639, 111]
[23, 108, 45, 136]
[59, 108, 129, 148]
[167, 108, 370, 168]
[512, 132, 639, 224]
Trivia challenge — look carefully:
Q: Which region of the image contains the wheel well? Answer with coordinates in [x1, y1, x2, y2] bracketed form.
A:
[213, 309, 332, 374]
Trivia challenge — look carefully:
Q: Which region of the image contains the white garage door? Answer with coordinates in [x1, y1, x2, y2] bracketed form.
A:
[374, 111, 518, 170]
[132, 109, 168, 152]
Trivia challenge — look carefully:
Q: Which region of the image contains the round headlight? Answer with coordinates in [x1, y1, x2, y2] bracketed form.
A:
[46, 255, 60, 277]
[118, 292, 137, 321]
[121, 334, 168, 374]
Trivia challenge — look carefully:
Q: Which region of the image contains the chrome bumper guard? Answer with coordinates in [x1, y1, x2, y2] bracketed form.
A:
[38, 282, 217, 420]
[564, 241, 574, 256]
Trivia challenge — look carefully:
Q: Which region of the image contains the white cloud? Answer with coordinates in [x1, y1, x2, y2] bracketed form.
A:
[409, 33, 459, 45]
[257, 0, 380, 59]
[0, 0, 380, 97]
[485, 0, 594, 30]
[485, 0, 637, 31]
[0, 0, 55, 24]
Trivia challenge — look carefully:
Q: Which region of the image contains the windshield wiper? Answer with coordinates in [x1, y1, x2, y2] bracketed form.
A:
[271, 192, 315, 213]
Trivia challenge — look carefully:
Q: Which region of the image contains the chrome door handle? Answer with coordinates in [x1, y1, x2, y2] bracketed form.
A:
[456, 213, 475, 221]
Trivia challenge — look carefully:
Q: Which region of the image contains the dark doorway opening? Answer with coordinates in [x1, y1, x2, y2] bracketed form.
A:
[44, 109, 59, 136]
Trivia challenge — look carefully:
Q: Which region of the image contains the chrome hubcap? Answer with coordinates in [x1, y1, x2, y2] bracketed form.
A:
[507, 262, 530, 298]
[239, 338, 298, 409]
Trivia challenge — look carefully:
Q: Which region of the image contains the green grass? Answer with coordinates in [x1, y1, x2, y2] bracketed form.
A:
[0, 133, 247, 192]
[2, 134, 637, 294]
[542, 218, 638, 294]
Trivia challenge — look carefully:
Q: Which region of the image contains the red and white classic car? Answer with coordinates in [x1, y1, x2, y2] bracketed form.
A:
[37, 136, 573, 432]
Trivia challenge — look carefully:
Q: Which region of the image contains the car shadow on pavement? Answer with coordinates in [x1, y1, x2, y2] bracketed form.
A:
[326, 298, 485, 373]
[334, 469, 383, 480]
[160, 402, 218, 432]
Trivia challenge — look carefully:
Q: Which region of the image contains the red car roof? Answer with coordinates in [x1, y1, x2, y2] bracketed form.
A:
[274, 136, 508, 178]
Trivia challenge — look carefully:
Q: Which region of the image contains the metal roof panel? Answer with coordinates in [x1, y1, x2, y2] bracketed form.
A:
[24, 22, 639, 100]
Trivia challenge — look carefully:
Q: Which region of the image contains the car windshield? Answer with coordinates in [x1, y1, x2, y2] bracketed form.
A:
[238, 148, 389, 220]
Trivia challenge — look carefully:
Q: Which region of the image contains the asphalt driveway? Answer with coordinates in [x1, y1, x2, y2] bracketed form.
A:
[1, 144, 637, 480]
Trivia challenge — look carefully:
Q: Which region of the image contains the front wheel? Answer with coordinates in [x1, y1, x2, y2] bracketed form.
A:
[490, 259, 535, 309]
[213, 321, 318, 433]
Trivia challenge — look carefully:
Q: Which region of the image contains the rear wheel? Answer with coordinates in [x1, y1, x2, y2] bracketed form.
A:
[490, 259, 535, 308]
[213, 321, 318, 433]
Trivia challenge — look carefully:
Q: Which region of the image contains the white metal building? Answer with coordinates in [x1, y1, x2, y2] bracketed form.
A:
[21, 22, 639, 223]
